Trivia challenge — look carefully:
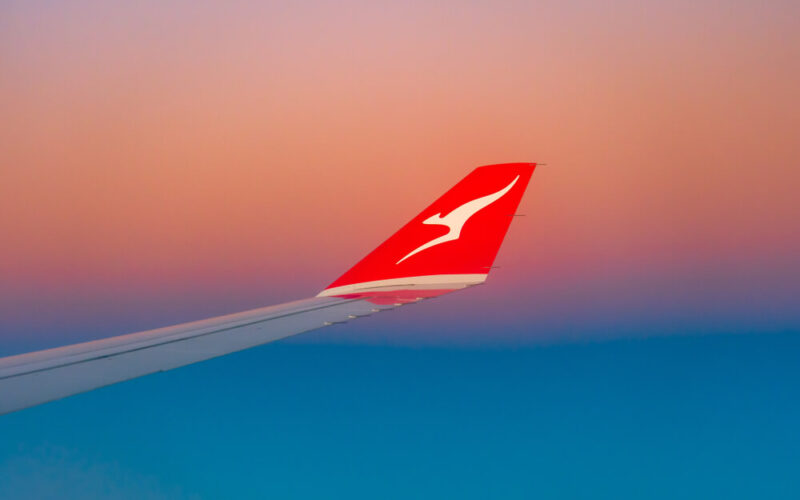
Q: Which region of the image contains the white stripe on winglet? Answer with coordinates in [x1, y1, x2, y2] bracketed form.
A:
[316, 274, 487, 297]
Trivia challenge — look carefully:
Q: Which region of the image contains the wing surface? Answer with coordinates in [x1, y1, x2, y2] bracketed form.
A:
[0, 163, 536, 415]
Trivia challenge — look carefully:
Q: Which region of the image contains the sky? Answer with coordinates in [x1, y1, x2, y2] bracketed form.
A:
[1, 0, 799, 498]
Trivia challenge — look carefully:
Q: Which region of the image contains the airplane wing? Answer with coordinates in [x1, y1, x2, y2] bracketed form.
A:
[0, 163, 536, 415]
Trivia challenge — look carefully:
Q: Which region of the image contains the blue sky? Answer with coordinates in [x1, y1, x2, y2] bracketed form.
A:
[2, 330, 798, 499]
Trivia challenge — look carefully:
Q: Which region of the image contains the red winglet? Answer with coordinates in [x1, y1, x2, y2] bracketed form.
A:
[318, 163, 536, 298]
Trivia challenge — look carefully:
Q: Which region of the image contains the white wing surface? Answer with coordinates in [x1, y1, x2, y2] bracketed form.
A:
[0, 163, 536, 415]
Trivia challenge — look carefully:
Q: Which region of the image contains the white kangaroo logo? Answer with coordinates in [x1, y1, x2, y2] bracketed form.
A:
[396, 175, 519, 264]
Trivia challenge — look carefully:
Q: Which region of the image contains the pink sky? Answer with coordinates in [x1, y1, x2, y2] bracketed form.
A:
[1, 0, 798, 345]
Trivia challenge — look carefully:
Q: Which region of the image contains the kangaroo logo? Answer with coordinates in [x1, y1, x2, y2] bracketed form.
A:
[396, 175, 519, 264]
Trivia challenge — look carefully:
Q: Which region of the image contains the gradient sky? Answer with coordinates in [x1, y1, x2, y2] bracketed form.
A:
[1, 0, 799, 498]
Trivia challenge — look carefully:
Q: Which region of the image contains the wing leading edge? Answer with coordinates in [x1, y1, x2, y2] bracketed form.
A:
[0, 162, 536, 415]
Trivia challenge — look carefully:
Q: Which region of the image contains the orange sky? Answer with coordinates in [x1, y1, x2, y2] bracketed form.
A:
[1, 0, 798, 343]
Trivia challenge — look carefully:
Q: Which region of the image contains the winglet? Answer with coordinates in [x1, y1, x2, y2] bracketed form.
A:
[318, 163, 536, 300]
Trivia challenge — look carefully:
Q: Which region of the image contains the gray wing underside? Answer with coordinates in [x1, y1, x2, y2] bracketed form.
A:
[0, 162, 534, 416]
[0, 296, 401, 415]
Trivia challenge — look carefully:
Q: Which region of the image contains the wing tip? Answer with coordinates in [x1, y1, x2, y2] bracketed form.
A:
[319, 162, 536, 295]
